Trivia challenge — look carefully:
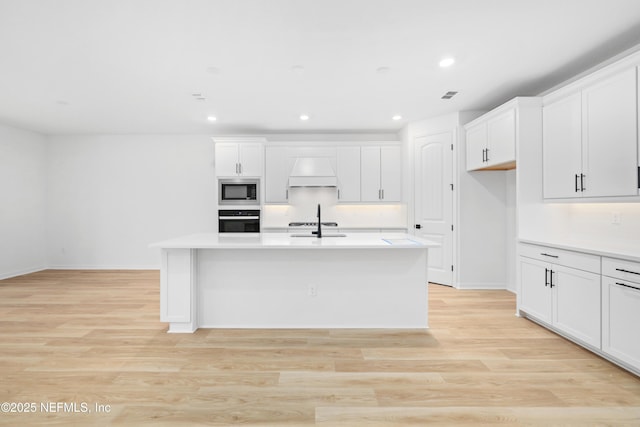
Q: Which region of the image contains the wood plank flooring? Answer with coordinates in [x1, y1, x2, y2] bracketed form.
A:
[0, 270, 639, 426]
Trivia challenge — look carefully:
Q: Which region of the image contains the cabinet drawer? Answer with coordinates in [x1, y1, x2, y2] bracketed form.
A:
[519, 243, 600, 273]
[602, 257, 640, 284]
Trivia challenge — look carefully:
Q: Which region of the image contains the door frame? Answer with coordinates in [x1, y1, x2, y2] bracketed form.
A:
[412, 130, 457, 287]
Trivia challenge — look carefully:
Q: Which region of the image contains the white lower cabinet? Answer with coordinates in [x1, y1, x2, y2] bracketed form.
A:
[602, 258, 640, 372]
[518, 244, 601, 349]
[551, 265, 601, 348]
[519, 243, 640, 376]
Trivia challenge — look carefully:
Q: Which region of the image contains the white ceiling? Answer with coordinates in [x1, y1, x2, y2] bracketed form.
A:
[2, 0, 640, 135]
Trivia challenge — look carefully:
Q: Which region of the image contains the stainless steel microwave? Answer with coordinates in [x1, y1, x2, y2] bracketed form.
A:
[218, 179, 259, 205]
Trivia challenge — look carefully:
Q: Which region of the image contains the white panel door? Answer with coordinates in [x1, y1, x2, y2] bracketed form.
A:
[543, 93, 583, 199]
[380, 146, 402, 202]
[265, 146, 289, 203]
[336, 146, 361, 202]
[519, 257, 552, 324]
[361, 146, 381, 201]
[466, 123, 487, 171]
[602, 277, 640, 370]
[486, 109, 515, 167]
[582, 67, 638, 197]
[238, 143, 264, 177]
[414, 133, 453, 286]
[215, 143, 240, 177]
[552, 265, 601, 348]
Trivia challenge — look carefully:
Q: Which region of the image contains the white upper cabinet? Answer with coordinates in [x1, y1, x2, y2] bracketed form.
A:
[466, 107, 516, 171]
[487, 109, 516, 167]
[466, 123, 488, 171]
[265, 146, 289, 203]
[361, 146, 401, 202]
[582, 68, 638, 197]
[543, 67, 639, 199]
[336, 146, 361, 202]
[543, 93, 583, 198]
[214, 139, 264, 177]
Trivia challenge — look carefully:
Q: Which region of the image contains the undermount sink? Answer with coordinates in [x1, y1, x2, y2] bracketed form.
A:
[290, 234, 347, 238]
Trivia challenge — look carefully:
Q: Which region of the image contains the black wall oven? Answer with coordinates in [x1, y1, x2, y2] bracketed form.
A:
[218, 210, 260, 233]
[219, 179, 259, 205]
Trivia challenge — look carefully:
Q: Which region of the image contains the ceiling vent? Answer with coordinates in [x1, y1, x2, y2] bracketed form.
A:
[441, 91, 458, 100]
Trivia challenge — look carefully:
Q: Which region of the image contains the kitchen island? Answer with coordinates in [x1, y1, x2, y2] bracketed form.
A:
[150, 233, 438, 332]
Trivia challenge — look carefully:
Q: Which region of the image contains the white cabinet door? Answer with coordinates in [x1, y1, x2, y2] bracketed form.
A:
[361, 146, 382, 202]
[380, 146, 401, 201]
[543, 93, 583, 199]
[238, 143, 264, 177]
[336, 146, 361, 202]
[265, 147, 289, 203]
[466, 123, 487, 171]
[552, 265, 601, 348]
[519, 257, 552, 324]
[602, 277, 640, 370]
[360, 145, 402, 202]
[215, 142, 264, 177]
[215, 143, 241, 177]
[582, 67, 638, 197]
[486, 109, 515, 167]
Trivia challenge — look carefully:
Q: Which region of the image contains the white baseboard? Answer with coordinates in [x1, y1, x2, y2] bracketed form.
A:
[456, 281, 507, 290]
[0, 265, 47, 281]
[48, 265, 160, 270]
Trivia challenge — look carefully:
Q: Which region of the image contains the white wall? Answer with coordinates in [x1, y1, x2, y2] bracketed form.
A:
[0, 123, 47, 279]
[564, 203, 640, 246]
[46, 135, 216, 269]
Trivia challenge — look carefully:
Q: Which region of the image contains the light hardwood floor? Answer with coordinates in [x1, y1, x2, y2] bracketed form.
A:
[0, 270, 639, 426]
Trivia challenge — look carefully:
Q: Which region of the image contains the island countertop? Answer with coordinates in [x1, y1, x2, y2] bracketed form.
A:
[150, 232, 439, 250]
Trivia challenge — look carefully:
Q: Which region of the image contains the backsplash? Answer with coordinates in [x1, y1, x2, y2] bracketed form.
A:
[262, 187, 407, 229]
[566, 203, 640, 244]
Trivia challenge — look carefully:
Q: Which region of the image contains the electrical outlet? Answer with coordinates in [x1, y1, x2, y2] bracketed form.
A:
[611, 212, 621, 225]
[308, 284, 318, 297]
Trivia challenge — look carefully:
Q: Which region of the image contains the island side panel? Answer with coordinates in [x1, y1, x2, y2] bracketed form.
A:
[196, 248, 429, 328]
[160, 248, 198, 333]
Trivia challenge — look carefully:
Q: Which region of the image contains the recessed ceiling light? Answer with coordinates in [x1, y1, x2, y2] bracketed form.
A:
[392, 115, 402, 121]
[56, 100, 69, 106]
[439, 57, 455, 68]
[376, 66, 391, 74]
[299, 114, 310, 121]
[207, 116, 217, 122]
[291, 65, 305, 73]
[206, 67, 220, 75]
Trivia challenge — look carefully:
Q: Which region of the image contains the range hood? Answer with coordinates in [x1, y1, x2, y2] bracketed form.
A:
[288, 157, 337, 187]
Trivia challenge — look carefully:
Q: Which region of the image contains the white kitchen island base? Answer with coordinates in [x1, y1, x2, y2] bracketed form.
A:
[153, 233, 435, 332]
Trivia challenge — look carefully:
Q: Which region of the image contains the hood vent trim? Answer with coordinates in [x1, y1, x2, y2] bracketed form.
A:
[288, 157, 337, 187]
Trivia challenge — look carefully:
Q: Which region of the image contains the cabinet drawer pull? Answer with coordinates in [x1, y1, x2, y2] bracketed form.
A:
[615, 282, 640, 291]
[615, 268, 640, 276]
[540, 253, 559, 258]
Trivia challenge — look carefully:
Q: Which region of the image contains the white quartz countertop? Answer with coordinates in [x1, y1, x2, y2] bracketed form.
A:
[519, 238, 640, 263]
[150, 232, 440, 250]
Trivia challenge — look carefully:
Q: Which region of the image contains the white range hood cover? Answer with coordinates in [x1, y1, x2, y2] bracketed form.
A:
[288, 157, 337, 187]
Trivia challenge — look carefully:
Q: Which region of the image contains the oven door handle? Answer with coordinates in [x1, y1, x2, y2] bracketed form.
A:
[219, 216, 260, 220]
